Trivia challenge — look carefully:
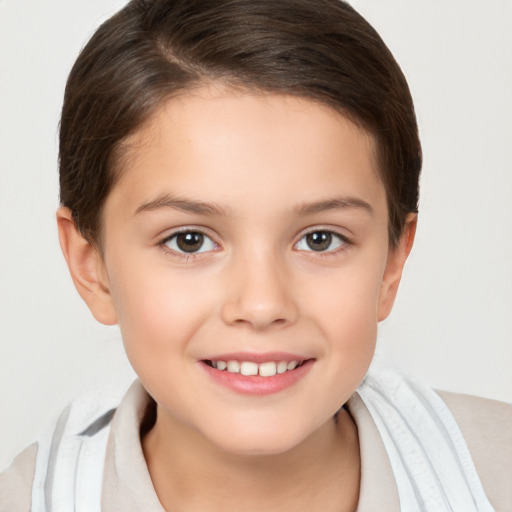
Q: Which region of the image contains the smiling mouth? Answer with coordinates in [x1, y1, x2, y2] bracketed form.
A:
[203, 359, 308, 377]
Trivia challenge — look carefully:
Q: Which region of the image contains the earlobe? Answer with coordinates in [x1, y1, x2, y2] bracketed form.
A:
[56, 207, 118, 325]
[377, 213, 417, 321]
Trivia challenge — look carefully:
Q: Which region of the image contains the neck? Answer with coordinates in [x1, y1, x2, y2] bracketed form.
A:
[142, 405, 360, 512]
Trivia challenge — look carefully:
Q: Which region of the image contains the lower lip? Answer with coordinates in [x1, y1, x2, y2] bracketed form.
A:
[200, 359, 314, 396]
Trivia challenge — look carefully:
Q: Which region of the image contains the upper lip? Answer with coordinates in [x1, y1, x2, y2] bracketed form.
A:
[202, 352, 313, 364]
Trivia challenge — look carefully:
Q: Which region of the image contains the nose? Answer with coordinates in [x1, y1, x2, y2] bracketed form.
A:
[220, 251, 298, 331]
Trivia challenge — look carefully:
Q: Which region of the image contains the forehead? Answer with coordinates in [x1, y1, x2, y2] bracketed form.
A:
[107, 86, 386, 221]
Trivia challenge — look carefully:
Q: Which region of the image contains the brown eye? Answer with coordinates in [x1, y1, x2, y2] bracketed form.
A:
[306, 232, 332, 251]
[296, 230, 347, 253]
[176, 232, 204, 252]
[164, 231, 216, 254]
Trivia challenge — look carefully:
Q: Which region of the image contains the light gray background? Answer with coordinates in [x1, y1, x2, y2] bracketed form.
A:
[1, 0, 511, 470]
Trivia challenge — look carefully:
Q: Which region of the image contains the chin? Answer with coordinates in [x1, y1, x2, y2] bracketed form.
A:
[205, 421, 313, 458]
[219, 437, 301, 457]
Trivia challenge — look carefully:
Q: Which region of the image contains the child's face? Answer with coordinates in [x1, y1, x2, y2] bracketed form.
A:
[81, 85, 411, 455]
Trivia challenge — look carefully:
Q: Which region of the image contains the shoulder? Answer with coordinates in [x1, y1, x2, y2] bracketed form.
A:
[436, 390, 512, 511]
[0, 392, 119, 512]
[0, 442, 38, 512]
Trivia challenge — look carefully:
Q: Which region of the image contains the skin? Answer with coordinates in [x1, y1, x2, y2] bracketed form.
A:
[57, 85, 416, 511]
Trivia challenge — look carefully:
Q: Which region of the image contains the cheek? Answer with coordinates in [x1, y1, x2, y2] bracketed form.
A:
[107, 262, 211, 365]
[305, 260, 383, 335]
[318, 283, 379, 368]
[300, 258, 384, 387]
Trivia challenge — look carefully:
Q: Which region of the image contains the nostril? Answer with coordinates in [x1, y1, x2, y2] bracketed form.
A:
[220, 283, 299, 329]
[231, 316, 288, 329]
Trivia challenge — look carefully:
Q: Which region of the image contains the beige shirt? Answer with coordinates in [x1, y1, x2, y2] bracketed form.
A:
[1, 381, 511, 511]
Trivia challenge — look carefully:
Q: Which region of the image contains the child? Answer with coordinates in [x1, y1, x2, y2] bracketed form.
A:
[1, 1, 510, 510]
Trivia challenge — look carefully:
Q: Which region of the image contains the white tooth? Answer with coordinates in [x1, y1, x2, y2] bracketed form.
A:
[216, 360, 227, 371]
[227, 360, 240, 373]
[287, 360, 298, 371]
[277, 361, 288, 374]
[259, 361, 277, 377]
[211, 361, 218, 369]
[240, 361, 259, 376]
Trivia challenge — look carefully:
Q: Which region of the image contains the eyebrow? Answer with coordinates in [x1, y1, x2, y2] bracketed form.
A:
[294, 196, 374, 216]
[134, 194, 374, 217]
[134, 194, 228, 217]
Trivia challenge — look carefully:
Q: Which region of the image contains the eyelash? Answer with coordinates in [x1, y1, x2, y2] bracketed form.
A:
[157, 228, 352, 260]
[158, 228, 219, 261]
[295, 229, 352, 257]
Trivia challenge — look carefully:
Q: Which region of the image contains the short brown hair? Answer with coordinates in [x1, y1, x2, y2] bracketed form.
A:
[59, 0, 422, 247]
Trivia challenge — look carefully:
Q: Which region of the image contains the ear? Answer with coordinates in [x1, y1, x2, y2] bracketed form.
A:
[56, 207, 118, 325]
[377, 213, 417, 321]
